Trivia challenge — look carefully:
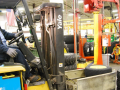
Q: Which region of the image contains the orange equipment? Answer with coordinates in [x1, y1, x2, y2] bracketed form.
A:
[111, 44, 120, 64]
[73, 0, 94, 61]
[83, 0, 120, 65]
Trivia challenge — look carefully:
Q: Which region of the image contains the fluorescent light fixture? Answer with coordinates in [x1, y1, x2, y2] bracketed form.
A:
[112, 10, 118, 13]
[114, 14, 118, 16]
[18, 7, 24, 11]
[50, 0, 63, 3]
[71, 22, 73, 23]
[87, 21, 91, 23]
[62, 10, 65, 12]
[79, 17, 81, 19]
[78, 0, 83, 3]
[2, 10, 7, 13]
[68, 13, 73, 16]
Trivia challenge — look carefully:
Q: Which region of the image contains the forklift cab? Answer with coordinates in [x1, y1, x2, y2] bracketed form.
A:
[0, 0, 49, 90]
[0, 0, 65, 90]
[0, 0, 42, 71]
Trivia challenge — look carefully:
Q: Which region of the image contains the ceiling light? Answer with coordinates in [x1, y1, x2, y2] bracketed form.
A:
[68, 13, 73, 16]
[2, 10, 7, 13]
[79, 17, 81, 19]
[87, 21, 91, 23]
[112, 10, 118, 13]
[62, 10, 65, 12]
[78, 0, 83, 3]
[18, 7, 24, 11]
[49, 0, 63, 3]
[114, 14, 118, 16]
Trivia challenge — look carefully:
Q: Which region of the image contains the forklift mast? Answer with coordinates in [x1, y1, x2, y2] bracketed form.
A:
[34, 3, 65, 90]
[0, 0, 65, 89]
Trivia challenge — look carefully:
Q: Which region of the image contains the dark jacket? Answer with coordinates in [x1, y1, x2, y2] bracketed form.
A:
[0, 28, 15, 60]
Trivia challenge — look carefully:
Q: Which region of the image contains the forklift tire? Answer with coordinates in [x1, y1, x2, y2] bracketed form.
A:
[84, 65, 112, 77]
[84, 42, 90, 56]
[66, 44, 79, 53]
[117, 70, 120, 81]
[64, 35, 79, 44]
[117, 87, 120, 90]
[90, 42, 94, 56]
[66, 44, 74, 52]
[117, 81, 120, 88]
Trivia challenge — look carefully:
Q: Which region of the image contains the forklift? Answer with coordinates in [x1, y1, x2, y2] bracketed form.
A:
[0, 0, 118, 90]
[0, 0, 65, 90]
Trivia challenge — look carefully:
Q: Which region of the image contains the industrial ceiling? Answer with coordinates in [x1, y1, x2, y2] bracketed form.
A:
[1, 0, 119, 21]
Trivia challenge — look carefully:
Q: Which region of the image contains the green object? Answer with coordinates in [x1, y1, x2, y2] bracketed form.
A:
[87, 36, 94, 42]
[87, 39, 94, 42]
[30, 48, 39, 57]
[29, 30, 32, 34]
[111, 34, 114, 42]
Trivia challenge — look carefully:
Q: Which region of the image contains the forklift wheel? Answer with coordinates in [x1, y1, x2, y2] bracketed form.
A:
[84, 65, 112, 77]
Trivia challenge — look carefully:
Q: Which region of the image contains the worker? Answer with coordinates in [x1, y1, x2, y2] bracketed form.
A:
[0, 27, 41, 82]
[111, 47, 120, 64]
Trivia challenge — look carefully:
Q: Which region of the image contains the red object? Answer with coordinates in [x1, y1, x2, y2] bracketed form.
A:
[6, 9, 16, 26]
[84, 0, 119, 14]
[73, 12, 78, 53]
[24, 83, 27, 90]
[97, 14, 103, 65]
[84, 0, 96, 13]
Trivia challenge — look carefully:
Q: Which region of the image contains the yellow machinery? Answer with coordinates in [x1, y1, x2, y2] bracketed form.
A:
[0, 65, 25, 90]
[28, 82, 49, 90]
[0, 0, 118, 90]
[0, 65, 49, 90]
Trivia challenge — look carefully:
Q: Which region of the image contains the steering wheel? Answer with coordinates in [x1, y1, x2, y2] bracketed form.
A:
[8, 34, 24, 45]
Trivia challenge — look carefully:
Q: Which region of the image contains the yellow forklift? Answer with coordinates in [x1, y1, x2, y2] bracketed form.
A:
[0, 0, 117, 90]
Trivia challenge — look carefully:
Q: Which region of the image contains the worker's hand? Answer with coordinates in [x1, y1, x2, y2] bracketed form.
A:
[15, 31, 23, 37]
[6, 48, 17, 58]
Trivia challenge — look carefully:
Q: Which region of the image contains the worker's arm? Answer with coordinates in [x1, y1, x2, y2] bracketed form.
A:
[1, 29, 23, 40]
[111, 50, 116, 58]
[0, 41, 9, 53]
[1, 29, 15, 40]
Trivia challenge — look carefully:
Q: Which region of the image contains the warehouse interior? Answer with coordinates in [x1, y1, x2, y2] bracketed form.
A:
[0, 0, 120, 90]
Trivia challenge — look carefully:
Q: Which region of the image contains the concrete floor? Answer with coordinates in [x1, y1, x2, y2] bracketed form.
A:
[110, 62, 120, 71]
